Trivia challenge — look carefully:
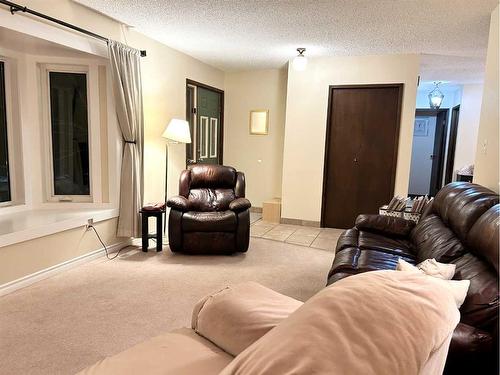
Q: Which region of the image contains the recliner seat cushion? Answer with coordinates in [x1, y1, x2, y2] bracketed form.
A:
[183, 211, 237, 232]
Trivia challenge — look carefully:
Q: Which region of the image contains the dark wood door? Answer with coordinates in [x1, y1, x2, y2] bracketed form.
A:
[196, 87, 221, 164]
[185, 79, 224, 166]
[429, 109, 449, 196]
[444, 105, 460, 184]
[321, 84, 403, 229]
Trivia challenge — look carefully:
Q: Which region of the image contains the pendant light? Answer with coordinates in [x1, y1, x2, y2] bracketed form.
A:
[428, 82, 444, 109]
[292, 48, 307, 71]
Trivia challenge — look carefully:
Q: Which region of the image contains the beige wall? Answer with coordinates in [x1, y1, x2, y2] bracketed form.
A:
[0, 219, 121, 285]
[281, 54, 420, 222]
[17, 0, 225, 204]
[474, 5, 499, 192]
[0, 0, 224, 285]
[224, 68, 287, 207]
[453, 84, 483, 175]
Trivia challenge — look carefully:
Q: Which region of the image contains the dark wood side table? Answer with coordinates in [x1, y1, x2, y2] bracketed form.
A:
[140, 209, 165, 252]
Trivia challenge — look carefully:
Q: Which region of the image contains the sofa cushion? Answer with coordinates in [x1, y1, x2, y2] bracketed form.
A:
[191, 282, 302, 356]
[411, 214, 468, 263]
[357, 231, 414, 257]
[221, 270, 461, 375]
[466, 204, 499, 273]
[183, 211, 236, 232]
[329, 247, 415, 276]
[452, 253, 499, 333]
[336, 228, 414, 258]
[355, 214, 415, 237]
[431, 182, 498, 243]
[77, 328, 233, 375]
[335, 228, 359, 251]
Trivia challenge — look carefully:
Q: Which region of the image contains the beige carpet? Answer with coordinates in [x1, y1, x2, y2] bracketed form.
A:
[0, 238, 334, 375]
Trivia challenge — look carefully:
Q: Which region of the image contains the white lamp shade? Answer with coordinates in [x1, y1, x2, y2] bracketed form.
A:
[162, 119, 191, 143]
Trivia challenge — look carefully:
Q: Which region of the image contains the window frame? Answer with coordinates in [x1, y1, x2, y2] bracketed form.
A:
[40, 64, 94, 203]
[0, 58, 20, 208]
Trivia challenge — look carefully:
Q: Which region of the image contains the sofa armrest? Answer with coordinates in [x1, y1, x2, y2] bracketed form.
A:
[191, 282, 302, 356]
[167, 195, 190, 212]
[229, 198, 251, 213]
[355, 214, 415, 237]
[450, 322, 494, 357]
[445, 323, 496, 373]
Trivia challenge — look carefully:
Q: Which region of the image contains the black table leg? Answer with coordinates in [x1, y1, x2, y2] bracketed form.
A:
[156, 213, 163, 252]
[142, 213, 148, 252]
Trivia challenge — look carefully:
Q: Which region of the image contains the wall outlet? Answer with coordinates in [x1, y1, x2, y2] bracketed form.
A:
[86, 218, 94, 230]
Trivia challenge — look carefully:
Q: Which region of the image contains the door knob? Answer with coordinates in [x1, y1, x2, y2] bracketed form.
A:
[353, 157, 358, 162]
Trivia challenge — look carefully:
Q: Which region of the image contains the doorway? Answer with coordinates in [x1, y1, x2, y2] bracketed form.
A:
[185, 79, 224, 165]
[321, 84, 403, 229]
[408, 109, 448, 196]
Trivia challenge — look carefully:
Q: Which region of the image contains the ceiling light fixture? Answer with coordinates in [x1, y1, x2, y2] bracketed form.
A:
[428, 82, 444, 109]
[292, 48, 307, 71]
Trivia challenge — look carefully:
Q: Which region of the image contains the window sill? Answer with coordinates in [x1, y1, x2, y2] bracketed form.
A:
[0, 208, 119, 248]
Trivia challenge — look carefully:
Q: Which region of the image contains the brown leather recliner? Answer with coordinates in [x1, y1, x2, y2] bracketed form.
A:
[326, 182, 499, 374]
[166, 164, 251, 254]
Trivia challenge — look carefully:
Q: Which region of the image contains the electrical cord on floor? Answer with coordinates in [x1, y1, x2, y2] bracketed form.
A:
[88, 225, 130, 260]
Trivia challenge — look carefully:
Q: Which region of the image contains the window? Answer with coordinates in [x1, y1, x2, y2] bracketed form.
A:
[47, 70, 91, 200]
[0, 61, 10, 203]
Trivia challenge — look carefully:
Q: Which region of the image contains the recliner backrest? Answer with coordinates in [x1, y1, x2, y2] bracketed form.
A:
[178, 164, 245, 212]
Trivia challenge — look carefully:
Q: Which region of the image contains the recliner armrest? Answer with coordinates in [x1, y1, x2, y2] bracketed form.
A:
[229, 198, 251, 213]
[167, 195, 190, 212]
[355, 214, 415, 237]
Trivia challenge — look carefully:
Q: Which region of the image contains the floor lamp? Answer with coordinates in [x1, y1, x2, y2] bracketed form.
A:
[161, 118, 192, 235]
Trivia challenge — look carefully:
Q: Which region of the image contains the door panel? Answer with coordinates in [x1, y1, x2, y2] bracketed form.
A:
[322, 85, 403, 229]
[196, 87, 221, 164]
[445, 105, 460, 184]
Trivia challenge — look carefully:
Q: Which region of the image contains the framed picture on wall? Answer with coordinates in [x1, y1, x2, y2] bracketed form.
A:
[249, 109, 269, 135]
[414, 118, 429, 136]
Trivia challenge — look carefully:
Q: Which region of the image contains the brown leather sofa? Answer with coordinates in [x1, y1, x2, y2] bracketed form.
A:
[166, 164, 251, 254]
[326, 182, 499, 374]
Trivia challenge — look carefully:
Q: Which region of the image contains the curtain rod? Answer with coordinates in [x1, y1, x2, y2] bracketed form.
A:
[0, 0, 147, 57]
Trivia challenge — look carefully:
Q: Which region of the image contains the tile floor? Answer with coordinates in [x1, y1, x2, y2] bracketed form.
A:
[250, 217, 344, 251]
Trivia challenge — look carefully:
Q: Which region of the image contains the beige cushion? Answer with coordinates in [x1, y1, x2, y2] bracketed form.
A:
[221, 270, 461, 375]
[396, 258, 469, 308]
[417, 258, 456, 280]
[76, 328, 233, 375]
[192, 281, 302, 356]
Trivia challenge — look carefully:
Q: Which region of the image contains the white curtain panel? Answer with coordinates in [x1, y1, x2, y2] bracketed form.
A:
[108, 40, 144, 238]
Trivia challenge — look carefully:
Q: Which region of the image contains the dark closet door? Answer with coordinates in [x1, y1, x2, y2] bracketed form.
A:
[321, 84, 403, 229]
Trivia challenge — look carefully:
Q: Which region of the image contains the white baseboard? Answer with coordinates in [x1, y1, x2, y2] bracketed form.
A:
[0, 239, 133, 297]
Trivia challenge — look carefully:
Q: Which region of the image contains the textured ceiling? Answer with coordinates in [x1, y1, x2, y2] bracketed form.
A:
[75, 0, 497, 82]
